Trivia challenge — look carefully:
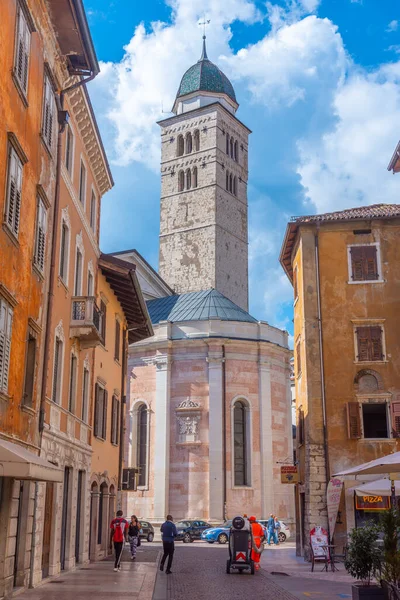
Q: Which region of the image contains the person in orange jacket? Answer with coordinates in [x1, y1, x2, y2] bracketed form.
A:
[249, 516, 265, 570]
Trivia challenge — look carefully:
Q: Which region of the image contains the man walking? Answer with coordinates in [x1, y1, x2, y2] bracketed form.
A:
[109, 509, 129, 571]
[267, 513, 278, 545]
[160, 514, 177, 574]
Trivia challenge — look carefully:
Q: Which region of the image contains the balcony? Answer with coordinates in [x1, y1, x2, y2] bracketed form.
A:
[70, 297, 103, 348]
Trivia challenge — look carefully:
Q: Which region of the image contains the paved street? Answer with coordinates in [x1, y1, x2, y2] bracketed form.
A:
[154, 542, 354, 600]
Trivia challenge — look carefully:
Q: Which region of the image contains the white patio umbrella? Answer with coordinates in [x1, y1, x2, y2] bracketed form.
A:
[349, 478, 400, 497]
[333, 451, 400, 477]
[333, 451, 400, 505]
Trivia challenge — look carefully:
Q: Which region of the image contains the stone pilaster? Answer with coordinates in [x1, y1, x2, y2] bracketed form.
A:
[258, 359, 274, 518]
[154, 354, 171, 520]
[207, 350, 224, 521]
[304, 443, 328, 559]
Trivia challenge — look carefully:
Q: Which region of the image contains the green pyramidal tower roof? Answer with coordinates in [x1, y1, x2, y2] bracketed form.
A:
[176, 37, 236, 104]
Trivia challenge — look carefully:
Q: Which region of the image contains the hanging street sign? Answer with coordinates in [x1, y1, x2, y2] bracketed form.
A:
[281, 465, 298, 484]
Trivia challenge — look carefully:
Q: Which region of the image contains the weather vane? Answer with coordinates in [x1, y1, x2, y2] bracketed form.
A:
[199, 17, 210, 38]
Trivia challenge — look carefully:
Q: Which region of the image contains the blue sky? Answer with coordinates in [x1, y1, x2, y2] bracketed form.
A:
[85, 0, 400, 340]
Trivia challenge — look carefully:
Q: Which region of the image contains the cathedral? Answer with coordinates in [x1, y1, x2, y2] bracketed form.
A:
[116, 38, 294, 524]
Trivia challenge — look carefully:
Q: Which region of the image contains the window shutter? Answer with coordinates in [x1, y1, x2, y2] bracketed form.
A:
[114, 320, 120, 361]
[347, 402, 361, 439]
[293, 268, 298, 299]
[52, 338, 61, 402]
[370, 326, 383, 361]
[103, 390, 108, 439]
[7, 148, 23, 237]
[94, 383, 100, 436]
[364, 246, 378, 280]
[16, 9, 30, 93]
[391, 402, 400, 438]
[0, 302, 13, 394]
[100, 300, 107, 342]
[116, 400, 120, 446]
[42, 75, 54, 149]
[356, 327, 370, 361]
[350, 247, 363, 281]
[111, 395, 115, 444]
[34, 198, 47, 272]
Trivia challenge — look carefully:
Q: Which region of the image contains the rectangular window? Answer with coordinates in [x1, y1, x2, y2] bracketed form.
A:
[22, 333, 36, 406]
[114, 319, 120, 362]
[74, 249, 82, 296]
[42, 74, 55, 150]
[87, 271, 94, 297]
[90, 191, 96, 230]
[349, 245, 379, 282]
[356, 326, 384, 362]
[0, 299, 13, 395]
[100, 300, 107, 343]
[5, 146, 23, 238]
[293, 267, 298, 300]
[59, 222, 69, 283]
[34, 197, 47, 273]
[79, 161, 86, 206]
[94, 384, 108, 439]
[65, 126, 74, 174]
[111, 395, 120, 445]
[296, 340, 301, 375]
[52, 337, 63, 403]
[298, 408, 305, 445]
[14, 4, 31, 95]
[391, 402, 400, 438]
[81, 367, 89, 422]
[362, 403, 388, 439]
[68, 354, 77, 413]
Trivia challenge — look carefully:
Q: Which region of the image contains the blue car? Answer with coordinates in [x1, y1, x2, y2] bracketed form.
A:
[201, 521, 232, 544]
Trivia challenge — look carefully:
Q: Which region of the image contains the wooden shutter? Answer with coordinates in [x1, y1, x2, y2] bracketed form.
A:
[0, 300, 12, 394]
[16, 8, 30, 93]
[356, 327, 370, 361]
[65, 127, 72, 171]
[293, 268, 298, 299]
[52, 338, 61, 402]
[116, 399, 120, 446]
[391, 402, 400, 438]
[42, 75, 54, 149]
[347, 402, 361, 439]
[111, 395, 115, 444]
[100, 300, 107, 342]
[102, 390, 108, 439]
[79, 162, 86, 204]
[7, 147, 23, 237]
[114, 320, 120, 361]
[370, 326, 383, 361]
[93, 383, 100, 436]
[350, 247, 364, 281]
[364, 246, 378, 280]
[34, 198, 47, 272]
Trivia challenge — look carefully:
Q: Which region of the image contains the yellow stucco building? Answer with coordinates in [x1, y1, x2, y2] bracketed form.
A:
[280, 203, 400, 557]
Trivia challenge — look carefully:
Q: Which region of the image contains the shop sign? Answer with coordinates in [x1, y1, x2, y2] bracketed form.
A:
[355, 495, 390, 511]
[281, 465, 298, 484]
[327, 477, 343, 541]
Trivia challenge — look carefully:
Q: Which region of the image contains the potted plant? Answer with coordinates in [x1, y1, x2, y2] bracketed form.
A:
[345, 524, 383, 599]
[380, 508, 400, 598]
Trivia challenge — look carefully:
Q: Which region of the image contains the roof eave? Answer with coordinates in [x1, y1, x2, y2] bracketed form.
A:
[388, 140, 400, 173]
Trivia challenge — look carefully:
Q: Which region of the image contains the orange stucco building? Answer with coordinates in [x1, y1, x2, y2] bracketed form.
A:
[280, 203, 400, 557]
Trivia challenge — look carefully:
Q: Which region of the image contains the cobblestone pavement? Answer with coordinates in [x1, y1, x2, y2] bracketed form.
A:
[157, 544, 297, 600]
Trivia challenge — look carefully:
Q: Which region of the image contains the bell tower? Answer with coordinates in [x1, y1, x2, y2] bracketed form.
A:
[158, 38, 250, 311]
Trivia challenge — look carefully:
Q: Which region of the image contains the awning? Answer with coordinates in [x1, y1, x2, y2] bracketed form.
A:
[349, 478, 400, 498]
[0, 439, 63, 483]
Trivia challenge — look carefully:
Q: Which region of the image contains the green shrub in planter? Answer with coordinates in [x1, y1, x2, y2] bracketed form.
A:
[345, 524, 383, 600]
[380, 508, 400, 590]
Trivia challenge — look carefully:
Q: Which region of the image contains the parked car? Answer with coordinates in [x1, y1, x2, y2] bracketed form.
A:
[258, 520, 291, 543]
[139, 519, 154, 542]
[175, 520, 212, 543]
[201, 521, 232, 544]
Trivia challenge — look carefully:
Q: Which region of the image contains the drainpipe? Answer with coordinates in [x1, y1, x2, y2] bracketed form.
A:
[118, 327, 128, 492]
[314, 227, 330, 514]
[222, 345, 227, 520]
[38, 72, 97, 436]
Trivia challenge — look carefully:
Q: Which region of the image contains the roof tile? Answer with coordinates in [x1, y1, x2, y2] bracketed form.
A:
[292, 203, 400, 224]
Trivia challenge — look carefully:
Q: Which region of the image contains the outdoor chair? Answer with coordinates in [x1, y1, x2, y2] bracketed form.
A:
[310, 545, 330, 572]
[332, 545, 348, 566]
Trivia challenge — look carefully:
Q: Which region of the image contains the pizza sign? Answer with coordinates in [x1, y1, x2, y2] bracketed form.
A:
[355, 495, 390, 511]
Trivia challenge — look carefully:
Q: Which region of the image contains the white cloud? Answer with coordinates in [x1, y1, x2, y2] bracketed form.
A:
[297, 63, 400, 213]
[387, 20, 398, 32]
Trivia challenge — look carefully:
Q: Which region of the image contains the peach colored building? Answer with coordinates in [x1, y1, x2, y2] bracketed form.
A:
[89, 255, 152, 561]
[117, 40, 295, 526]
